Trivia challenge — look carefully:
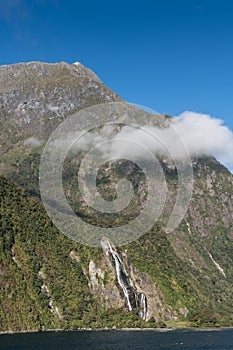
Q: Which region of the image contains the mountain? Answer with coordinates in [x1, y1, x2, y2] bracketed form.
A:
[0, 61, 121, 184]
[0, 61, 233, 332]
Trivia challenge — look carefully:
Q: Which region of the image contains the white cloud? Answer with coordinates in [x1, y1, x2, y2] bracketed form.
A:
[55, 111, 233, 173]
[175, 112, 233, 167]
[107, 111, 233, 171]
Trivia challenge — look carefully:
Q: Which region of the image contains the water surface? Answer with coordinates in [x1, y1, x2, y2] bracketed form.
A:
[0, 329, 233, 350]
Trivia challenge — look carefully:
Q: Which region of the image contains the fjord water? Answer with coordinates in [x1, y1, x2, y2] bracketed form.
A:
[1, 329, 233, 350]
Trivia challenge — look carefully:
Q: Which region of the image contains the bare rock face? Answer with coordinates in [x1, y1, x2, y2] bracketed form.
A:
[0, 61, 121, 139]
[128, 266, 177, 322]
[87, 259, 125, 310]
[0, 61, 122, 181]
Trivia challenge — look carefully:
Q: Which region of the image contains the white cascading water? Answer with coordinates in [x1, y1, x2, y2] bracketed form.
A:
[103, 239, 147, 320]
[138, 293, 147, 321]
[106, 240, 133, 311]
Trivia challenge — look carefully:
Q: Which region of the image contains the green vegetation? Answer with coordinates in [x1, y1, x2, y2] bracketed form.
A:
[0, 177, 146, 331]
[0, 62, 233, 332]
[1, 171, 233, 331]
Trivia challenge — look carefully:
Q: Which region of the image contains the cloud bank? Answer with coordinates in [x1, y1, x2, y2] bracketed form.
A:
[109, 111, 233, 172]
[56, 110, 233, 173]
[174, 112, 233, 167]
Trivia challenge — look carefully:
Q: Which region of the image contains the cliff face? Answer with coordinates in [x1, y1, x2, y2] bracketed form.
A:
[0, 61, 233, 331]
[0, 61, 120, 133]
[0, 61, 121, 178]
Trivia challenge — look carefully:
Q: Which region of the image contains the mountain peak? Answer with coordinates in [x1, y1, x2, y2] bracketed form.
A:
[0, 60, 102, 86]
[0, 60, 121, 142]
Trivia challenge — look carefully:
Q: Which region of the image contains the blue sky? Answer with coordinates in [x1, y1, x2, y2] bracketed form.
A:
[0, 0, 232, 132]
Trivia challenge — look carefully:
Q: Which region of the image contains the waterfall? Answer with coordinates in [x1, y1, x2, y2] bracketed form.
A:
[102, 239, 147, 320]
[106, 240, 133, 311]
[138, 293, 147, 321]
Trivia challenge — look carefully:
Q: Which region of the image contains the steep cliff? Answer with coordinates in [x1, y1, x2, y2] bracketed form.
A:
[0, 61, 232, 331]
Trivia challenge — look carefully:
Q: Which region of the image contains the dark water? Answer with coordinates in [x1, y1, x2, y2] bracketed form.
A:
[0, 329, 233, 350]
